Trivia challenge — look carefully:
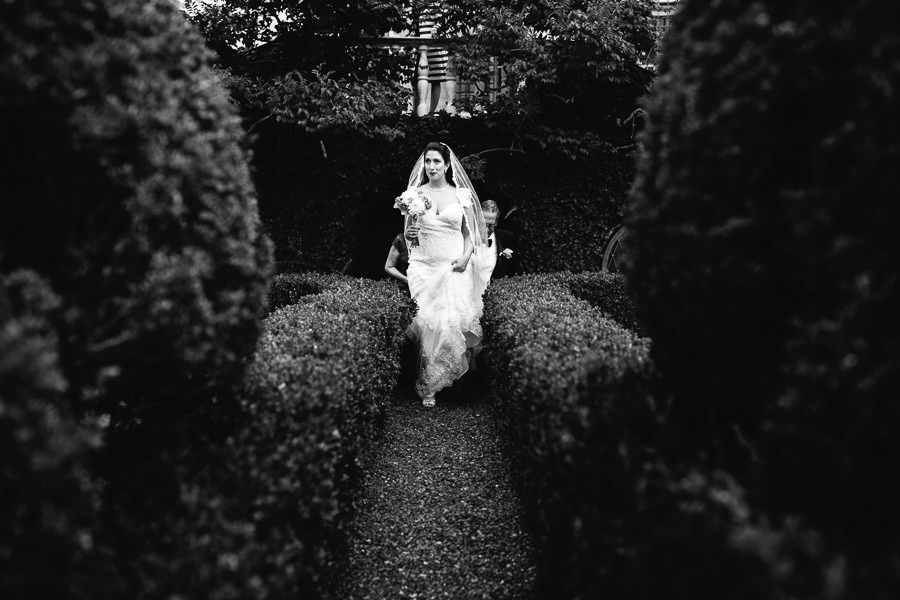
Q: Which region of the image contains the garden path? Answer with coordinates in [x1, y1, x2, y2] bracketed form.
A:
[335, 381, 537, 600]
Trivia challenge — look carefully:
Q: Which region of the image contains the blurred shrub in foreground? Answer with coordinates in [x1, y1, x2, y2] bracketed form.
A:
[1, 1, 273, 597]
[0, 271, 102, 599]
[626, 1, 900, 596]
[0, 0, 273, 426]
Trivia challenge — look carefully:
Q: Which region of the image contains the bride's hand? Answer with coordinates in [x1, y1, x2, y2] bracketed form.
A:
[450, 255, 469, 272]
[405, 225, 419, 240]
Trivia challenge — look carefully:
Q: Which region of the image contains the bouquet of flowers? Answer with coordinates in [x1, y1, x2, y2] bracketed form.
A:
[393, 188, 432, 248]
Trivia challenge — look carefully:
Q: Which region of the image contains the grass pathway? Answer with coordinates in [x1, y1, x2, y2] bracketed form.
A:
[336, 382, 537, 600]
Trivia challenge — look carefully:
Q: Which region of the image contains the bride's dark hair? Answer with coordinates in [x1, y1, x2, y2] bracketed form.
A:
[418, 141, 456, 186]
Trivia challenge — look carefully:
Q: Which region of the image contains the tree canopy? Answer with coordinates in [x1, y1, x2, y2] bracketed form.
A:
[185, 0, 656, 137]
[447, 0, 656, 129]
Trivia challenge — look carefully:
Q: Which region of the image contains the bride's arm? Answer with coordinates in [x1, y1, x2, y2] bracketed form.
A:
[451, 219, 474, 272]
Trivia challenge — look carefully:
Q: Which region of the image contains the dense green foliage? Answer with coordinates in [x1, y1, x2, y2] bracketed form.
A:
[185, 0, 413, 134]
[218, 67, 409, 135]
[626, 1, 900, 596]
[0, 0, 274, 426]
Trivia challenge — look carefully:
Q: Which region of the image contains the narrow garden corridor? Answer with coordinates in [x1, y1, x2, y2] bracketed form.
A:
[336, 383, 537, 600]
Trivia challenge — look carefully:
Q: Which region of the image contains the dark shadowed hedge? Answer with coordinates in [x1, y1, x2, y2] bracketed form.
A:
[1, 1, 273, 598]
[626, 1, 900, 596]
[565, 270, 644, 335]
[266, 271, 356, 313]
[481, 273, 782, 600]
[250, 115, 633, 278]
[0, 271, 102, 599]
[0, 0, 273, 426]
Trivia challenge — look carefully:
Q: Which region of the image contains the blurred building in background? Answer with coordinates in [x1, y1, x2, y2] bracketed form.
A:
[652, 0, 681, 39]
[643, 0, 682, 68]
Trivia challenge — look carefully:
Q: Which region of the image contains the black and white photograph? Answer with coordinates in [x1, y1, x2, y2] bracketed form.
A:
[3, 1, 898, 598]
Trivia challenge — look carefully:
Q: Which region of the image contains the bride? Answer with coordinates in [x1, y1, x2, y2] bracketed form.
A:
[400, 142, 490, 407]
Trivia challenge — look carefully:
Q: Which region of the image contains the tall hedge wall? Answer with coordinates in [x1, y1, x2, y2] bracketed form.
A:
[626, 1, 900, 595]
[0, 0, 273, 424]
[1, 1, 273, 597]
[250, 116, 634, 277]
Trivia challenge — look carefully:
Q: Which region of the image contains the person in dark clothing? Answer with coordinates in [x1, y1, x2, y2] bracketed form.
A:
[384, 232, 410, 285]
[480, 199, 517, 280]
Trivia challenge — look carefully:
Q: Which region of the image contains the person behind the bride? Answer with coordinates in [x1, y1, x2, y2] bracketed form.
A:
[401, 142, 490, 407]
[480, 199, 517, 280]
[384, 232, 409, 285]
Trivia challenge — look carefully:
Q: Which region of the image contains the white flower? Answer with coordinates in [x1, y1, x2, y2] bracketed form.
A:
[394, 188, 431, 216]
[407, 193, 429, 216]
[500, 248, 514, 259]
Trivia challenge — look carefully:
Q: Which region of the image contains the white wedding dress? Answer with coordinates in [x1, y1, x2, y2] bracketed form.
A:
[406, 187, 488, 399]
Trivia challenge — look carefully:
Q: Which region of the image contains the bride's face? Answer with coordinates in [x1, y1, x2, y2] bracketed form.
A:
[424, 150, 448, 182]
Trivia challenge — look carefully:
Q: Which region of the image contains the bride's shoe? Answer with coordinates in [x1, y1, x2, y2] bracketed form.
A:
[422, 394, 436, 407]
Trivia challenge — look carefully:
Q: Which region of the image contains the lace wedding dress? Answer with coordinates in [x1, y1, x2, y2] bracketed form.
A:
[406, 187, 487, 399]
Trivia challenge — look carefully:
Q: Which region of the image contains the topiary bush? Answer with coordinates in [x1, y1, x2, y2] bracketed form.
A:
[0, 0, 274, 426]
[626, 1, 900, 595]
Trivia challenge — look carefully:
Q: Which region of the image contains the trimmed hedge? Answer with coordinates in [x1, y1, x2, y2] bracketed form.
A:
[482, 273, 791, 599]
[231, 275, 414, 597]
[565, 270, 643, 335]
[266, 272, 364, 314]
[93, 275, 415, 599]
[481, 273, 652, 600]
[627, 0, 900, 595]
[0, 0, 273, 424]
